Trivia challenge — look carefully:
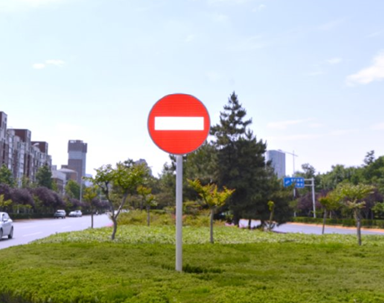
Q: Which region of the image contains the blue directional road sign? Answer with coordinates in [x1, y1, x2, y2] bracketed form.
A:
[283, 177, 305, 188]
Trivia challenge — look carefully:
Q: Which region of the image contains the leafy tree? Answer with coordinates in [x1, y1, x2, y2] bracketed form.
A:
[318, 191, 342, 234]
[21, 176, 31, 188]
[137, 185, 156, 226]
[336, 183, 375, 245]
[83, 185, 100, 228]
[372, 202, 384, 218]
[0, 165, 14, 187]
[320, 165, 362, 190]
[297, 191, 322, 217]
[0, 194, 12, 211]
[210, 92, 276, 225]
[11, 188, 35, 209]
[361, 156, 384, 195]
[36, 165, 53, 189]
[32, 187, 65, 212]
[184, 142, 217, 185]
[363, 150, 375, 166]
[89, 160, 148, 240]
[65, 179, 81, 200]
[301, 163, 316, 179]
[156, 162, 179, 212]
[0, 184, 12, 200]
[188, 178, 234, 243]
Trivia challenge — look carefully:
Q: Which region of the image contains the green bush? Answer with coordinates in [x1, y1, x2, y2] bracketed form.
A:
[117, 210, 215, 227]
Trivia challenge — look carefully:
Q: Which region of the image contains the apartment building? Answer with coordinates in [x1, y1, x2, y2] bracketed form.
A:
[0, 111, 52, 185]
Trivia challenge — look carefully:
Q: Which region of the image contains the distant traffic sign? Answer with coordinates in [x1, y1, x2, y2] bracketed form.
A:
[148, 94, 210, 155]
[283, 177, 305, 188]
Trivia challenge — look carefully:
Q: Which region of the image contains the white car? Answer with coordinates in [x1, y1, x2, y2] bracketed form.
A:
[0, 212, 13, 239]
[68, 210, 82, 217]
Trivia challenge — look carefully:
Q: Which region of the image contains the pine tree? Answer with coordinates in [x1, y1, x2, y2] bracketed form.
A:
[211, 92, 285, 225]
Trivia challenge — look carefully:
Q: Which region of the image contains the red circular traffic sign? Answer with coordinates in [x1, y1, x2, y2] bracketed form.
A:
[148, 94, 210, 155]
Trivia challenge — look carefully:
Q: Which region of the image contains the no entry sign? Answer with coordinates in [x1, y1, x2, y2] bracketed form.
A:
[148, 94, 210, 155]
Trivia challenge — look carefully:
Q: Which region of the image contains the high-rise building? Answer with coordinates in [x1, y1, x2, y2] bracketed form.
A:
[265, 150, 286, 179]
[67, 140, 87, 184]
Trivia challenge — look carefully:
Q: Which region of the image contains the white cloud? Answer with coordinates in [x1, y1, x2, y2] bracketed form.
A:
[326, 57, 342, 65]
[32, 59, 65, 69]
[371, 122, 384, 130]
[32, 63, 46, 69]
[267, 119, 311, 130]
[346, 51, 384, 86]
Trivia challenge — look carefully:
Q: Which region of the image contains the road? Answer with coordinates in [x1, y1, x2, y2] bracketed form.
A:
[239, 219, 384, 235]
[274, 222, 384, 235]
[0, 214, 112, 250]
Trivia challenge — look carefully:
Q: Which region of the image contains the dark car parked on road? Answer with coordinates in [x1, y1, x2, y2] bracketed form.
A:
[54, 210, 66, 219]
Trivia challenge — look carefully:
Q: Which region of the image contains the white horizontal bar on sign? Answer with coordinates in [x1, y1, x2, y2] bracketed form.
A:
[155, 117, 204, 131]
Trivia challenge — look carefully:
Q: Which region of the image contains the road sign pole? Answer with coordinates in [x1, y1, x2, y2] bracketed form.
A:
[176, 155, 183, 272]
[312, 178, 316, 218]
[148, 93, 210, 272]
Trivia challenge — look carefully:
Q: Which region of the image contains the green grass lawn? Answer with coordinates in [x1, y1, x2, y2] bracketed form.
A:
[1, 226, 384, 303]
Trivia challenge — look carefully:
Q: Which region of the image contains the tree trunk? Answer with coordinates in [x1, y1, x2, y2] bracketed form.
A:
[91, 211, 94, 229]
[111, 216, 118, 240]
[210, 210, 214, 244]
[322, 209, 327, 235]
[269, 209, 274, 231]
[147, 205, 150, 227]
[355, 209, 362, 246]
[233, 213, 240, 226]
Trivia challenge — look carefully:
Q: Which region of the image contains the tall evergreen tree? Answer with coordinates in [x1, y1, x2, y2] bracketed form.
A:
[210, 92, 287, 225]
[36, 165, 53, 189]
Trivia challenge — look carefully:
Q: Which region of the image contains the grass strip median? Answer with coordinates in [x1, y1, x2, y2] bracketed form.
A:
[0, 226, 384, 302]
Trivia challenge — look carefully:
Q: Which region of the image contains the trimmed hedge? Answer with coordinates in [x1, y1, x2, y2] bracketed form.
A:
[292, 217, 384, 228]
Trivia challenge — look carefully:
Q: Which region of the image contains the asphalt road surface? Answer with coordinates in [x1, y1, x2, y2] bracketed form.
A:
[239, 219, 384, 235]
[0, 214, 112, 250]
[274, 222, 384, 235]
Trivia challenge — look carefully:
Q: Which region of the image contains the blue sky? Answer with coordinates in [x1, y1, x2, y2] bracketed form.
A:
[1, 0, 383, 177]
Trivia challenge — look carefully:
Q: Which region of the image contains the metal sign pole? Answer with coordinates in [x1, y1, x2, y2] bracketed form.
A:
[312, 177, 316, 218]
[176, 155, 183, 272]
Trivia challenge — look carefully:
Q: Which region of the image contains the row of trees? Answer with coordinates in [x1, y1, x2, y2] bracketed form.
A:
[0, 164, 109, 216]
[0, 92, 383, 244]
[291, 153, 384, 219]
